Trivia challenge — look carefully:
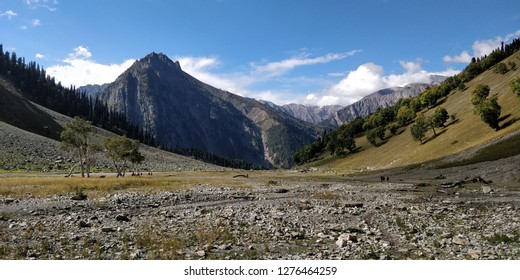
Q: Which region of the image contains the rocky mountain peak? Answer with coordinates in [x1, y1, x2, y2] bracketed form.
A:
[136, 52, 182, 72]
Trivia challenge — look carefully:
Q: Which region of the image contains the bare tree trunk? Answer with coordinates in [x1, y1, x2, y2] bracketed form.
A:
[65, 163, 79, 177]
[78, 148, 85, 178]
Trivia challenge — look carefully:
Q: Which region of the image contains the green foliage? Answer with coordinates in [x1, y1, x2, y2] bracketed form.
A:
[387, 122, 401, 135]
[60, 117, 94, 177]
[510, 76, 520, 101]
[431, 107, 449, 128]
[485, 233, 519, 245]
[396, 105, 416, 126]
[493, 62, 509, 74]
[410, 116, 428, 144]
[508, 61, 517, 71]
[475, 97, 501, 130]
[419, 88, 439, 109]
[471, 84, 490, 105]
[105, 135, 144, 177]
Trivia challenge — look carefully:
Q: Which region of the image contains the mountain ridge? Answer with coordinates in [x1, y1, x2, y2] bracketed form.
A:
[96, 52, 321, 167]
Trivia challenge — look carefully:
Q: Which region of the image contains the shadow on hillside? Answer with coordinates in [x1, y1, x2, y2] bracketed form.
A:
[500, 117, 518, 130]
[446, 119, 460, 127]
[422, 130, 447, 144]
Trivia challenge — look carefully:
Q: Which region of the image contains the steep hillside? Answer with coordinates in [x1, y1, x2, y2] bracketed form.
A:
[0, 76, 62, 140]
[98, 53, 321, 167]
[309, 52, 520, 173]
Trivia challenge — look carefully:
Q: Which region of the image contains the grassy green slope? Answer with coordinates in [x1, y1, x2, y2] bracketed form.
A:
[311, 52, 520, 173]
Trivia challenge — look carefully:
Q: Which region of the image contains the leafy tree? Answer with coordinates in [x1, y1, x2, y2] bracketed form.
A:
[493, 62, 508, 74]
[431, 107, 449, 128]
[366, 129, 378, 147]
[475, 97, 501, 130]
[471, 84, 490, 105]
[510, 76, 520, 101]
[104, 135, 144, 177]
[60, 117, 94, 177]
[420, 89, 439, 109]
[409, 98, 423, 112]
[387, 121, 401, 135]
[410, 116, 428, 144]
[508, 61, 517, 71]
[396, 105, 416, 126]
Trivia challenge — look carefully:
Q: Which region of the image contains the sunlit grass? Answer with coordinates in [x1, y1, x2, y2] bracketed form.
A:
[0, 171, 257, 198]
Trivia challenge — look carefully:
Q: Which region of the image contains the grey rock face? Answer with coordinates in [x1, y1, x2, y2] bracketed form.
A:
[97, 53, 321, 167]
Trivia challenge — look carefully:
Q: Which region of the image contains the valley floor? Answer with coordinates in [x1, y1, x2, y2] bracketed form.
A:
[1, 160, 519, 260]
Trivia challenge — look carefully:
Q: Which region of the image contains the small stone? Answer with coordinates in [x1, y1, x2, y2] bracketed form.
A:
[336, 234, 358, 248]
[116, 214, 130, 222]
[452, 236, 467, 245]
[101, 227, 116, 233]
[79, 220, 91, 228]
[468, 249, 481, 259]
[482, 186, 492, 194]
[196, 250, 206, 257]
[218, 244, 232, 250]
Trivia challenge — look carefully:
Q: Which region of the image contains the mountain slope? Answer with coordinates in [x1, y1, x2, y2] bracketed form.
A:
[0, 75, 226, 172]
[323, 83, 433, 127]
[261, 101, 342, 125]
[98, 53, 321, 167]
[309, 51, 520, 173]
[0, 76, 62, 141]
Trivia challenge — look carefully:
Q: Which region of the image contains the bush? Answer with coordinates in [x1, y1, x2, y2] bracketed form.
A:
[510, 77, 520, 101]
[475, 97, 501, 130]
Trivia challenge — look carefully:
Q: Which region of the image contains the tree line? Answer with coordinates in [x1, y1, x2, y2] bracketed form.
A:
[294, 38, 520, 165]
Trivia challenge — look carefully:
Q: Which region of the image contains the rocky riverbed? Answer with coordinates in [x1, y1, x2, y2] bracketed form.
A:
[1, 171, 519, 260]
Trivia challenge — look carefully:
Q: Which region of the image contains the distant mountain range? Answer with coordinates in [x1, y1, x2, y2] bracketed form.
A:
[83, 53, 321, 168]
[259, 81, 444, 128]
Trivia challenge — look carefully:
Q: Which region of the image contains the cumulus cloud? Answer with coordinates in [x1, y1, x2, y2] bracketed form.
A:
[0, 10, 18, 20]
[47, 46, 135, 87]
[35, 53, 45, 59]
[32, 19, 41, 26]
[444, 29, 520, 64]
[443, 51, 472, 63]
[307, 60, 459, 107]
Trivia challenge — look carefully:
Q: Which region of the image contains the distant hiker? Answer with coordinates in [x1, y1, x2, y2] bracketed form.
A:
[380, 176, 385, 182]
[386, 176, 389, 182]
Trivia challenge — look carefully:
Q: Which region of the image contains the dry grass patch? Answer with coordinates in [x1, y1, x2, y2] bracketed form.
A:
[0, 171, 253, 198]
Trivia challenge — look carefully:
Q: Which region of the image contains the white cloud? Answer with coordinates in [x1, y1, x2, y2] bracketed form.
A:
[35, 53, 45, 59]
[20, 25, 28, 30]
[0, 10, 18, 20]
[443, 51, 472, 63]
[176, 51, 359, 104]
[444, 29, 520, 64]
[251, 50, 360, 78]
[25, 0, 58, 11]
[308, 60, 460, 107]
[69, 45, 92, 59]
[47, 46, 135, 87]
[32, 19, 41, 26]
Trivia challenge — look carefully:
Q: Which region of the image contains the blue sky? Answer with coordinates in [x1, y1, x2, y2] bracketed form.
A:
[1, 0, 520, 106]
